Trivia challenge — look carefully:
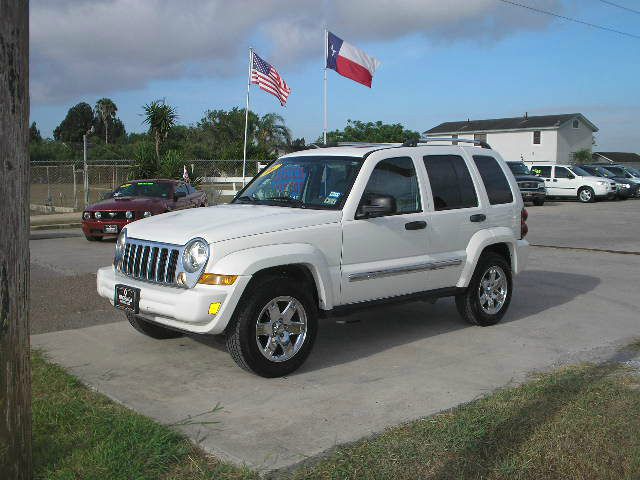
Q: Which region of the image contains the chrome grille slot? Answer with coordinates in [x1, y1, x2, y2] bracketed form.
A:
[116, 238, 190, 287]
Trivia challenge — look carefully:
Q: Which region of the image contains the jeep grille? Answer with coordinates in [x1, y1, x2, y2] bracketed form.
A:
[117, 239, 180, 285]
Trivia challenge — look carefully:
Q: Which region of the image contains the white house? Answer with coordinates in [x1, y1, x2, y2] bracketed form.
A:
[425, 113, 598, 165]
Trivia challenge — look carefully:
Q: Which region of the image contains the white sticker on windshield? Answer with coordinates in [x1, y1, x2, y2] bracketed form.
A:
[328, 191, 341, 198]
[323, 197, 338, 205]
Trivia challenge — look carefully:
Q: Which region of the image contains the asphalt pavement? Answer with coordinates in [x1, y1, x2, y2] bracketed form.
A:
[30, 200, 640, 472]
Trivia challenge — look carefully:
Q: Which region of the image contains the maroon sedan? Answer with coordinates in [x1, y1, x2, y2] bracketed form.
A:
[82, 179, 208, 241]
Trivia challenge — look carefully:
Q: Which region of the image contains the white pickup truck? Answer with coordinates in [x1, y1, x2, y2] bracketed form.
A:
[98, 140, 529, 377]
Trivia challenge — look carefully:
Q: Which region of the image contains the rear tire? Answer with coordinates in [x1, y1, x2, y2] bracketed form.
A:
[532, 198, 545, 206]
[84, 234, 102, 241]
[226, 275, 318, 377]
[127, 313, 183, 339]
[578, 187, 595, 203]
[456, 252, 512, 327]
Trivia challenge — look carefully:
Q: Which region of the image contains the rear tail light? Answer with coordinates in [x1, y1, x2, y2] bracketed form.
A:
[520, 207, 528, 238]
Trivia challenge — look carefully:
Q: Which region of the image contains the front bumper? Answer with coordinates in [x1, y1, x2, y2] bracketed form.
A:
[520, 190, 545, 202]
[83, 219, 133, 237]
[97, 266, 251, 334]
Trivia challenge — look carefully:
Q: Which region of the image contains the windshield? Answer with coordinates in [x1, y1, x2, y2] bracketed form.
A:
[594, 166, 615, 178]
[568, 166, 591, 177]
[234, 156, 363, 209]
[507, 163, 531, 175]
[112, 181, 173, 198]
[626, 166, 640, 177]
[579, 165, 601, 177]
[602, 166, 626, 177]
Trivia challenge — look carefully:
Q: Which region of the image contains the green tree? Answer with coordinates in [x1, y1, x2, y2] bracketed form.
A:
[256, 113, 291, 156]
[53, 102, 94, 142]
[29, 122, 42, 143]
[323, 119, 420, 144]
[572, 148, 592, 164]
[142, 100, 178, 166]
[94, 98, 118, 144]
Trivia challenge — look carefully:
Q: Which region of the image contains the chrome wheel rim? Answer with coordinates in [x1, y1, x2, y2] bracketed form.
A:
[477, 266, 508, 315]
[255, 296, 308, 363]
[580, 189, 592, 202]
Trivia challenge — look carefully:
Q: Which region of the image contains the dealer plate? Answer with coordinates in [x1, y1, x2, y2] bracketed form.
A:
[104, 224, 118, 234]
[114, 284, 140, 313]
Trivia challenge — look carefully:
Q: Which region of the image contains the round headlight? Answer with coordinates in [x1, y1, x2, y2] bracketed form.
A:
[83, 212, 91, 220]
[143, 211, 152, 218]
[182, 239, 209, 273]
[95, 211, 102, 219]
[125, 211, 133, 219]
[115, 229, 127, 261]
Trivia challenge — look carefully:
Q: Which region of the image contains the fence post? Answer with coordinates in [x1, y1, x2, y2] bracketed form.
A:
[72, 165, 78, 210]
[45, 166, 52, 208]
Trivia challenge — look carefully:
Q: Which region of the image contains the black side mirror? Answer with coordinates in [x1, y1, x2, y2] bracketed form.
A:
[568, 173, 575, 179]
[356, 194, 397, 219]
[174, 191, 187, 201]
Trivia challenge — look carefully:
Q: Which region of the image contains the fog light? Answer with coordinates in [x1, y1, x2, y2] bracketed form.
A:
[83, 212, 91, 220]
[95, 211, 102, 219]
[198, 274, 238, 286]
[125, 211, 134, 219]
[176, 272, 187, 286]
[208, 302, 221, 315]
[143, 211, 152, 218]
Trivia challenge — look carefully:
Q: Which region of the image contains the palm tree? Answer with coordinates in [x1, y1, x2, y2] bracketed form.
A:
[95, 98, 117, 144]
[142, 99, 178, 166]
[256, 113, 291, 156]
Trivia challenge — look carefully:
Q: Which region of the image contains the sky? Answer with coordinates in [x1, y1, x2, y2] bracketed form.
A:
[30, 0, 640, 152]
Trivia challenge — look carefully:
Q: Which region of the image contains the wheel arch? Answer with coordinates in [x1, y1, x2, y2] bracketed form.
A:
[457, 228, 519, 288]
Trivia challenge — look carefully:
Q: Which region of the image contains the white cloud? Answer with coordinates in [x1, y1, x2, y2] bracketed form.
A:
[31, 0, 562, 104]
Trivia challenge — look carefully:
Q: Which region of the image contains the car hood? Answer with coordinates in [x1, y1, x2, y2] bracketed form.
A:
[123, 204, 342, 245]
[87, 196, 167, 211]
[513, 175, 543, 183]
[579, 175, 614, 183]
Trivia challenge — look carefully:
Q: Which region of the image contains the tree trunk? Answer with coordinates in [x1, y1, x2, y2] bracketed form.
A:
[105, 119, 109, 144]
[155, 131, 161, 168]
[0, 1, 32, 479]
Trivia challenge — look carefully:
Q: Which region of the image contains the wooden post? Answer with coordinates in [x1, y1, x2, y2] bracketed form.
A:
[0, 1, 32, 478]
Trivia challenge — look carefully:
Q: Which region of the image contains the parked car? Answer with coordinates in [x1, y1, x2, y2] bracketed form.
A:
[506, 161, 546, 206]
[577, 165, 639, 199]
[590, 164, 640, 197]
[82, 179, 208, 241]
[529, 164, 616, 203]
[97, 141, 529, 377]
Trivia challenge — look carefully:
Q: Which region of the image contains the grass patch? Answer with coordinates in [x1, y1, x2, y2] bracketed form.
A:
[288, 363, 640, 480]
[33, 351, 640, 480]
[31, 351, 256, 480]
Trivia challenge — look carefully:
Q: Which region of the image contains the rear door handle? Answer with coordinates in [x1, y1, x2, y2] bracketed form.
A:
[552, 179, 558, 182]
[470, 214, 486, 223]
[405, 221, 427, 230]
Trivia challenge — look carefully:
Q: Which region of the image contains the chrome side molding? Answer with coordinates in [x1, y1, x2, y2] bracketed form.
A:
[348, 258, 463, 282]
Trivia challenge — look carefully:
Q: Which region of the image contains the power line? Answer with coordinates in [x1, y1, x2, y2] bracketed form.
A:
[598, 0, 640, 16]
[496, 0, 640, 40]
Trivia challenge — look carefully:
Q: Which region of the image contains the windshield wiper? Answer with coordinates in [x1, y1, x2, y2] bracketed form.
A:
[265, 196, 304, 206]
[235, 195, 258, 204]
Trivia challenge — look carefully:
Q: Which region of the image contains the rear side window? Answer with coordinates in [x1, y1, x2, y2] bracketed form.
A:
[554, 167, 572, 179]
[423, 155, 478, 211]
[473, 155, 513, 205]
[531, 166, 551, 177]
[362, 156, 421, 214]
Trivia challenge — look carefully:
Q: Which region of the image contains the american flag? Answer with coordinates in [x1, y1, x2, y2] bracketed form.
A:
[250, 51, 291, 106]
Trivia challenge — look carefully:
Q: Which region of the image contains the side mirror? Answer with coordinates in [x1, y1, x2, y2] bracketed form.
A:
[568, 173, 575, 179]
[356, 194, 397, 219]
[174, 191, 187, 201]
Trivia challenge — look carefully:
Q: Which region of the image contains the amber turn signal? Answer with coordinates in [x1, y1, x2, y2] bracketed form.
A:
[198, 273, 238, 286]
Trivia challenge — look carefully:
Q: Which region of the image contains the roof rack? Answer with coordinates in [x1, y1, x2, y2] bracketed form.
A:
[402, 137, 492, 149]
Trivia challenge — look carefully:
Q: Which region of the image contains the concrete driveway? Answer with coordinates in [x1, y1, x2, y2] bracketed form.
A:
[31, 201, 640, 472]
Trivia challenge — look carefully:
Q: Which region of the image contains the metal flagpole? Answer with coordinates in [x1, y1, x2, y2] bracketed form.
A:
[323, 29, 328, 144]
[242, 47, 253, 186]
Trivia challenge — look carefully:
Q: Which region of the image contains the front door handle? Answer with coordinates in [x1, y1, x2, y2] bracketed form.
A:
[405, 221, 427, 230]
[470, 214, 486, 223]
[552, 179, 558, 182]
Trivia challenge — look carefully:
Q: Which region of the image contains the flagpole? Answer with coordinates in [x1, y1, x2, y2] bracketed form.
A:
[323, 28, 328, 145]
[242, 47, 252, 186]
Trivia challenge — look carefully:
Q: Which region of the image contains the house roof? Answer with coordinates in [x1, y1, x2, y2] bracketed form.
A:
[425, 113, 598, 134]
[593, 152, 640, 163]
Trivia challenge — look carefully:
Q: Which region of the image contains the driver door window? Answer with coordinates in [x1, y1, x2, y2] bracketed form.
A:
[360, 157, 421, 215]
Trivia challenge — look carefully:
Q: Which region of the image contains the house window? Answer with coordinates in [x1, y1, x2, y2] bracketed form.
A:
[474, 133, 487, 143]
[572, 119, 579, 129]
[452, 134, 458, 146]
[533, 131, 541, 145]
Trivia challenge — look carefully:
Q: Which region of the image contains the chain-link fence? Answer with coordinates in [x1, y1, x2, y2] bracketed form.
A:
[30, 159, 268, 213]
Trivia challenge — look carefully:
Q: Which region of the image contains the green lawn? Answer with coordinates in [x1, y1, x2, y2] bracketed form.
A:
[32, 349, 640, 480]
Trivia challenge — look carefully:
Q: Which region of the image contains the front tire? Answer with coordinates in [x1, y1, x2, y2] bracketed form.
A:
[578, 187, 595, 203]
[456, 252, 512, 327]
[532, 198, 545, 206]
[84, 234, 102, 241]
[226, 275, 318, 377]
[127, 313, 183, 339]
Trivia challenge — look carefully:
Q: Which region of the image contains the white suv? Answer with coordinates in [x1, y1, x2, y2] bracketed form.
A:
[529, 164, 616, 203]
[97, 141, 529, 377]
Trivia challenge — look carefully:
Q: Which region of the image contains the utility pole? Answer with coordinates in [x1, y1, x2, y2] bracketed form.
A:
[0, 1, 32, 478]
[83, 126, 93, 206]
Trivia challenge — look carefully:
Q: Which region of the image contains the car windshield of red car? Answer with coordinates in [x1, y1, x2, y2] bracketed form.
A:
[112, 181, 173, 198]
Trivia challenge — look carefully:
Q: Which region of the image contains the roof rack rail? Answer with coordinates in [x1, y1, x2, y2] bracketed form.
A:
[402, 137, 492, 149]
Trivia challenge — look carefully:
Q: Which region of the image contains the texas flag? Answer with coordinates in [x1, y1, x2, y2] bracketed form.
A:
[326, 32, 381, 88]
